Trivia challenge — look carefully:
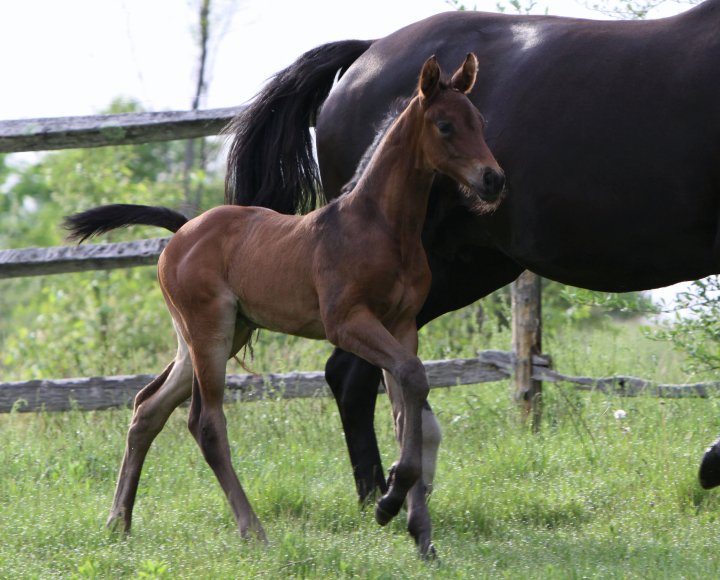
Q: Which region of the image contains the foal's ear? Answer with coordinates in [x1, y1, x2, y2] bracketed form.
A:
[419, 55, 441, 103]
[451, 53, 478, 94]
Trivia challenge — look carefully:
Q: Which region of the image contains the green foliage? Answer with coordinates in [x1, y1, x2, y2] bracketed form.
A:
[495, 0, 547, 14]
[581, 0, 701, 20]
[552, 285, 657, 327]
[0, 99, 223, 381]
[444, 0, 477, 11]
[0, 98, 220, 250]
[652, 276, 720, 373]
[1, 270, 176, 380]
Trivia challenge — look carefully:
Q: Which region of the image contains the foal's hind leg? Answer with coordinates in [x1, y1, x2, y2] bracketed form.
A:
[107, 326, 193, 533]
[183, 310, 266, 542]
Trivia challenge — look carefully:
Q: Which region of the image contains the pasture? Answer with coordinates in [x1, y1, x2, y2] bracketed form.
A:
[2, 309, 720, 578]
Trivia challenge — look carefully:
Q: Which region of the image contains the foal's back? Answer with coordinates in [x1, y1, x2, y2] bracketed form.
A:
[158, 194, 427, 342]
[159, 205, 324, 338]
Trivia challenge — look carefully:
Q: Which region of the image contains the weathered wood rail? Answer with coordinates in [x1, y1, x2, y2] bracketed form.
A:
[0, 107, 244, 153]
[0, 238, 169, 279]
[2, 350, 717, 414]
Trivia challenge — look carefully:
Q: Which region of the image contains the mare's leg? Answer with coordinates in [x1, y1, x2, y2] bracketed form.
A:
[107, 325, 193, 533]
[184, 308, 266, 542]
[325, 351, 386, 502]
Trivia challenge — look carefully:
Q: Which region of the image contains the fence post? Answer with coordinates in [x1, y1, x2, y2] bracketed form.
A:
[511, 270, 542, 431]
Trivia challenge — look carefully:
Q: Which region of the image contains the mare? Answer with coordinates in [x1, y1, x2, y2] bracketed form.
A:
[224, 0, 720, 502]
[64, 55, 505, 557]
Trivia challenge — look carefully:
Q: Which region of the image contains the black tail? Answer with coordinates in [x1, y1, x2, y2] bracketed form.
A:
[63, 204, 189, 243]
[224, 39, 373, 214]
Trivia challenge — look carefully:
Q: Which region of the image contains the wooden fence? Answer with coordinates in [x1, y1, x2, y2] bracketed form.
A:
[1, 349, 717, 414]
[0, 107, 243, 153]
[2, 108, 718, 415]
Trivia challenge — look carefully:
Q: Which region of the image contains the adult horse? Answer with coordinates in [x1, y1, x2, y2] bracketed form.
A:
[225, 0, 720, 502]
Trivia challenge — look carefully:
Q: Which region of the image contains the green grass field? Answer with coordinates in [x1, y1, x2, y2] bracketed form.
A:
[2, 308, 720, 578]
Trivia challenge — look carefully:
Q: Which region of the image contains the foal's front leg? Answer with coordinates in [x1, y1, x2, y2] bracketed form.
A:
[328, 312, 430, 535]
[384, 374, 439, 558]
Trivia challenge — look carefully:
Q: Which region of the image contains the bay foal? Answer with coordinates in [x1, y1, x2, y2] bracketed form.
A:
[64, 54, 505, 556]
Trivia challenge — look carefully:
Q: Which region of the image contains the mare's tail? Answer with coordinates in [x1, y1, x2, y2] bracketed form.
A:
[63, 204, 189, 243]
[225, 39, 373, 214]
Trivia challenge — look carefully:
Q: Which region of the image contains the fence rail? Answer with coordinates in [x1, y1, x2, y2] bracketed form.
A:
[2, 350, 717, 414]
[0, 238, 168, 279]
[0, 107, 244, 153]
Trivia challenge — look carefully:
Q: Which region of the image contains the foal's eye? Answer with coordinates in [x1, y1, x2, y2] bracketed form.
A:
[436, 120, 454, 137]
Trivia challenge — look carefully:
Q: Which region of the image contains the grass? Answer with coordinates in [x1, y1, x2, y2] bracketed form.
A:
[2, 308, 720, 578]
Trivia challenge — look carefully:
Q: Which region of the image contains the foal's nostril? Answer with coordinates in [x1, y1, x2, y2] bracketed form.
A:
[482, 168, 506, 198]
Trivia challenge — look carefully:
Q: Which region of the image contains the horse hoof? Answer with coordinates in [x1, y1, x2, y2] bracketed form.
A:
[359, 486, 382, 511]
[105, 514, 130, 536]
[375, 503, 394, 526]
[420, 542, 438, 561]
[375, 495, 401, 526]
[699, 437, 720, 489]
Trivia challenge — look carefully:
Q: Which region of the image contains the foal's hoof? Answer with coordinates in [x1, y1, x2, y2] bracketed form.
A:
[375, 494, 402, 526]
[699, 437, 720, 489]
[420, 542, 438, 562]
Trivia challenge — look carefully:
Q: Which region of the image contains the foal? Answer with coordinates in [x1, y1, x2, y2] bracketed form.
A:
[64, 54, 505, 556]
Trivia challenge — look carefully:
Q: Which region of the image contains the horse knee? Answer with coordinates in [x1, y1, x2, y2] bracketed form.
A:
[394, 357, 429, 401]
[128, 413, 154, 440]
[191, 410, 228, 466]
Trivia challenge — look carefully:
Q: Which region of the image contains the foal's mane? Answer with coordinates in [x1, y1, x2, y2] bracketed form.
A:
[339, 96, 411, 196]
[338, 74, 462, 197]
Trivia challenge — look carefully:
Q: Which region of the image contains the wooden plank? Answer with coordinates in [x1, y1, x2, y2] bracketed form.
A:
[0, 238, 169, 279]
[0, 106, 244, 153]
[532, 365, 720, 398]
[0, 352, 520, 413]
[2, 350, 716, 414]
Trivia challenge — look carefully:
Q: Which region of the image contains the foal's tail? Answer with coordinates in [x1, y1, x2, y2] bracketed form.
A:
[225, 39, 373, 214]
[63, 204, 188, 243]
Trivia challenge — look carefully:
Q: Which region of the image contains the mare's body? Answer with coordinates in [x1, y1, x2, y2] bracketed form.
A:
[225, 1, 720, 499]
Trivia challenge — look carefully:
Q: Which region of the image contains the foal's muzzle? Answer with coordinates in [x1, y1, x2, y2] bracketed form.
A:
[477, 167, 506, 202]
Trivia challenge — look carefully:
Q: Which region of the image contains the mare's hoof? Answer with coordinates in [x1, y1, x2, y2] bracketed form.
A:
[105, 514, 130, 537]
[699, 437, 720, 489]
[359, 486, 382, 511]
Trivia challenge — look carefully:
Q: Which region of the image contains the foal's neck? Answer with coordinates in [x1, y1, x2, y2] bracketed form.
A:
[348, 100, 432, 241]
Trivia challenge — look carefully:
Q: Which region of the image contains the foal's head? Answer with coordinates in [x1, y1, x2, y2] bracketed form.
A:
[415, 54, 505, 210]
